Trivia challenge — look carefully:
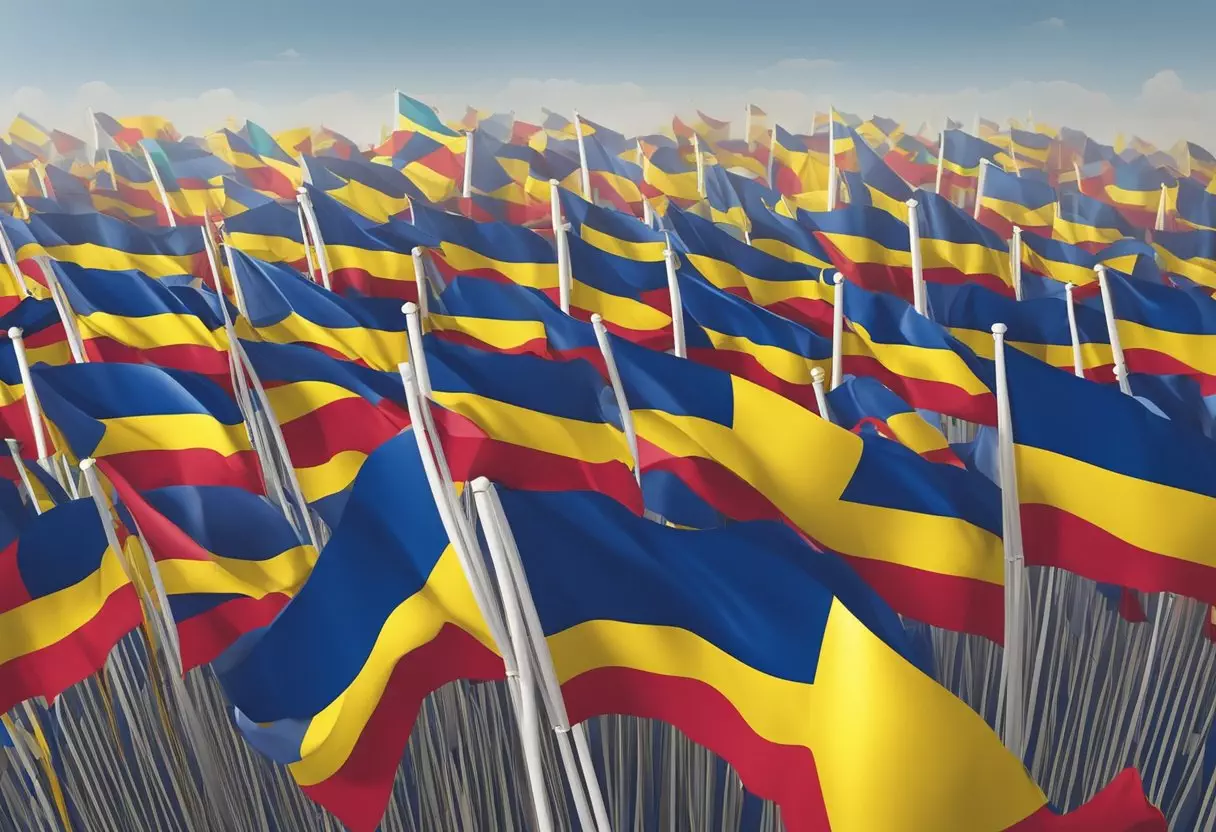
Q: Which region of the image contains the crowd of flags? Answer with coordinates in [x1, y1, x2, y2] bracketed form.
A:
[3, 92, 1216, 830]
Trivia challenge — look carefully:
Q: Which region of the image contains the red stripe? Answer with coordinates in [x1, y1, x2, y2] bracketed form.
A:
[176, 594, 290, 673]
[0, 399, 45, 453]
[636, 443, 784, 524]
[240, 168, 296, 200]
[815, 234, 915, 303]
[279, 396, 406, 469]
[841, 554, 1004, 642]
[922, 266, 1016, 298]
[763, 298, 835, 338]
[433, 406, 644, 516]
[1011, 768, 1164, 831]
[82, 339, 232, 389]
[1122, 347, 1213, 383]
[0, 542, 30, 613]
[841, 354, 998, 425]
[426, 330, 608, 376]
[102, 448, 264, 493]
[21, 322, 67, 351]
[0, 586, 142, 714]
[1021, 503, 1216, 604]
[922, 446, 966, 467]
[329, 268, 418, 302]
[561, 666, 831, 832]
[300, 625, 504, 832]
[686, 347, 821, 413]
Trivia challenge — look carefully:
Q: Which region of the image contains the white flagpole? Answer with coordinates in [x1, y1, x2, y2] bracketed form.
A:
[35, 257, 87, 364]
[411, 246, 432, 320]
[294, 187, 331, 291]
[743, 104, 752, 147]
[32, 162, 48, 198]
[991, 322, 1028, 756]
[218, 229, 251, 322]
[141, 144, 177, 228]
[973, 158, 991, 220]
[1064, 283, 1085, 378]
[462, 131, 475, 199]
[1155, 184, 1168, 232]
[591, 314, 641, 485]
[573, 112, 592, 200]
[7, 326, 50, 470]
[663, 236, 686, 358]
[907, 198, 926, 315]
[767, 126, 777, 185]
[550, 180, 572, 314]
[830, 272, 844, 389]
[1095, 265, 1131, 394]
[0, 215, 32, 297]
[935, 128, 947, 195]
[827, 111, 838, 210]
[692, 134, 706, 199]
[5, 438, 41, 513]
[296, 201, 318, 280]
[811, 367, 831, 421]
[1009, 226, 1023, 301]
[403, 302, 431, 399]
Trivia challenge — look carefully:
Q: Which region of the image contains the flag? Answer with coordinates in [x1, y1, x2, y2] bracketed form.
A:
[410, 202, 558, 292]
[611, 335, 1004, 638]
[1175, 179, 1216, 231]
[204, 128, 299, 199]
[745, 104, 769, 148]
[582, 132, 646, 214]
[0, 497, 141, 715]
[1152, 229, 1216, 289]
[560, 187, 668, 261]
[42, 164, 94, 214]
[850, 129, 914, 218]
[915, 190, 1015, 297]
[218, 432, 503, 831]
[107, 468, 317, 671]
[240, 339, 410, 526]
[693, 158, 750, 233]
[230, 250, 408, 372]
[927, 282, 1113, 382]
[667, 206, 834, 333]
[977, 163, 1056, 238]
[223, 201, 309, 272]
[1174, 140, 1216, 185]
[0, 299, 73, 451]
[5, 114, 50, 157]
[55, 261, 232, 381]
[999, 343, 1216, 605]
[826, 376, 962, 466]
[1104, 158, 1175, 230]
[426, 337, 643, 513]
[302, 185, 437, 300]
[565, 234, 673, 348]
[770, 125, 829, 197]
[885, 133, 939, 187]
[939, 130, 1008, 200]
[218, 177, 277, 217]
[1103, 268, 1216, 389]
[841, 279, 997, 424]
[737, 190, 834, 270]
[32, 362, 262, 492]
[393, 92, 466, 154]
[639, 144, 701, 205]
[1053, 190, 1135, 252]
[302, 155, 424, 222]
[141, 138, 232, 222]
[462, 132, 551, 226]
[105, 149, 172, 222]
[1006, 128, 1053, 171]
[20, 209, 209, 279]
[803, 204, 915, 302]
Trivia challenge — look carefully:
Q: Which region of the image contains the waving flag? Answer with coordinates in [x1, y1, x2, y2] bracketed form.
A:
[850, 128, 914, 218]
[1104, 157, 1175, 230]
[1103, 268, 1216, 388]
[5, 114, 51, 157]
[560, 187, 667, 261]
[1152, 229, 1216, 289]
[612, 336, 1004, 639]
[582, 132, 646, 213]
[803, 204, 915, 302]
[0, 299, 73, 451]
[107, 468, 317, 671]
[915, 190, 1014, 296]
[219, 432, 503, 831]
[241, 339, 410, 525]
[939, 130, 1008, 201]
[770, 125, 829, 197]
[21, 210, 208, 279]
[977, 163, 1055, 238]
[230, 250, 408, 371]
[302, 155, 422, 222]
[0, 498, 140, 715]
[1053, 190, 1135, 251]
[827, 376, 961, 466]
[223, 201, 309, 272]
[411, 203, 558, 291]
[32, 362, 261, 492]
[566, 235, 673, 348]
[1175, 179, 1216, 231]
[204, 129, 298, 199]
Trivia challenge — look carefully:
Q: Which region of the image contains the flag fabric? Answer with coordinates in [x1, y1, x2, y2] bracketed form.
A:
[6, 114, 51, 157]
[640, 144, 701, 205]
[560, 188, 668, 261]
[32, 362, 262, 493]
[204, 129, 298, 199]
[1175, 178, 1216, 231]
[667, 206, 834, 333]
[463, 132, 551, 226]
[1053, 191, 1135, 252]
[694, 159, 750, 233]
[1103, 158, 1174, 230]
[770, 126, 829, 198]
[230, 250, 408, 372]
[218, 432, 503, 831]
[53, 262, 232, 383]
[1152, 230, 1216, 289]
[803, 204, 915, 302]
[850, 129, 914, 218]
[393, 92, 466, 154]
[410, 202, 558, 292]
[104, 149, 171, 222]
[223, 201, 310, 272]
[737, 190, 834, 270]
[826, 376, 962, 466]
[939, 130, 1008, 200]
[0, 299, 74, 451]
[106, 467, 317, 671]
[20, 209, 209, 279]
[582, 132, 646, 214]
[611, 335, 1004, 639]
[218, 177, 277, 217]
[914, 191, 1015, 297]
[0, 497, 141, 715]
[565, 234, 673, 348]
[302, 156, 424, 223]
[425, 337, 644, 514]
[1103, 269, 1216, 389]
[240, 339, 410, 526]
[977, 163, 1056, 238]
[998, 343, 1216, 605]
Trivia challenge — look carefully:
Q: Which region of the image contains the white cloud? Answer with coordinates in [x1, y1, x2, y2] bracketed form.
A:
[1029, 16, 1066, 30]
[276, 48, 301, 60]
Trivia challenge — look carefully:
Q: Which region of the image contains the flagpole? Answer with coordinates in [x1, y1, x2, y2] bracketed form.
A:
[973, 158, 991, 220]
[462, 131, 475, 199]
[573, 112, 592, 200]
[294, 187, 332, 291]
[295, 201, 318, 281]
[830, 272, 844, 389]
[811, 367, 830, 421]
[0, 215, 32, 296]
[935, 127, 946, 195]
[1155, 184, 1168, 232]
[591, 314, 641, 485]
[693, 134, 706, 199]
[827, 109, 838, 210]
[663, 236, 686, 358]
[35, 257, 87, 364]
[550, 180, 572, 314]
[412, 247, 432, 320]
[403, 302, 431, 398]
[1094, 265, 1131, 394]
[7, 326, 50, 471]
[991, 322, 1027, 757]
[1064, 283, 1085, 378]
[5, 438, 41, 513]
[141, 144, 177, 228]
[743, 104, 752, 148]
[906, 198, 926, 315]
[767, 126, 777, 185]
[1009, 226, 1023, 301]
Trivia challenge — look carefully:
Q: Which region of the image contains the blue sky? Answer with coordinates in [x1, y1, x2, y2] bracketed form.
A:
[6, 1, 1216, 145]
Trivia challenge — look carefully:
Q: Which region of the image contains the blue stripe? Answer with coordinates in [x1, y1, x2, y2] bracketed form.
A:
[141, 485, 305, 562]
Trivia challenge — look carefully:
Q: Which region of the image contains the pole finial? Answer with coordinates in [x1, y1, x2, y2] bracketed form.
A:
[832, 271, 844, 285]
[6, 327, 21, 339]
[991, 322, 1008, 336]
[470, 476, 493, 493]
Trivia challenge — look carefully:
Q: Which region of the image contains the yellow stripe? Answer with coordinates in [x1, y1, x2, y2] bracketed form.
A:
[704, 328, 828, 385]
[1018, 444, 1216, 565]
[265, 381, 360, 425]
[823, 233, 912, 267]
[437, 242, 558, 291]
[253, 314, 406, 373]
[1154, 247, 1216, 288]
[94, 414, 251, 457]
[1116, 321, 1216, 376]
[750, 238, 831, 270]
[228, 232, 307, 265]
[431, 391, 631, 466]
[295, 450, 369, 503]
[578, 225, 667, 262]
[948, 326, 1113, 371]
[848, 323, 990, 395]
[291, 545, 498, 785]
[77, 311, 226, 352]
[1104, 184, 1162, 210]
[920, 240, 1011, 283]
[0, 547, 130, 663]
[427, 315, 547, 351]
[326, 180, 411, 224]
[548, 603, 1046, 830]
[884, 411, 950, 455]
[324, 244, 415, 282]
[155, 545, 317, 599]
[42, 244, 197, 279]
[1053, 218, 1122, 247]
[570, 281, 671, 332]
[980, 196, 1054, 228]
